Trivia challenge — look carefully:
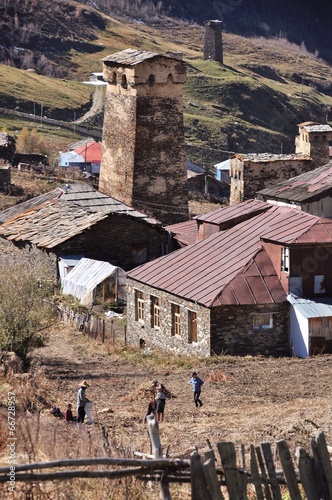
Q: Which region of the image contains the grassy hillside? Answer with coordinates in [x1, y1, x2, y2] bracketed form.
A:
[1, 3, 332, 170]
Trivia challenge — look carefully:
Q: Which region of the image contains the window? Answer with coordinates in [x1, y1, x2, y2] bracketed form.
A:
[253, 314, 274, 330]
[171, 303, 180, 336]
[314, 275, 326, 295]
[281, 247, 289, 273]
[151, 296, 160, 328]
[121, 74, 128, 89]
[188, 310, 197, 343]
[135, 290, 144, 322]
[148, 74, 155, 87]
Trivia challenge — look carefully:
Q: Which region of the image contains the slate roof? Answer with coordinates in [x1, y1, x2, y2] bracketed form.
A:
[128, 202, 332, 307]
[298, 122, 332, 133]
[233, 152, 310, 162]
[102, 48, 161, 66]
[257, 162, 332, 203]
[0, 182, 161, 247]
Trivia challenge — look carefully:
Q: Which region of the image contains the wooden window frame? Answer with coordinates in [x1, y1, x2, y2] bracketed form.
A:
[281, 247, 289, 273]
[151, 296, 160, 329]
[171, 303, 181, 336]
[188, 310, 197, 343]
[135, 290, 144, 322]
[253, 313, 274, 330]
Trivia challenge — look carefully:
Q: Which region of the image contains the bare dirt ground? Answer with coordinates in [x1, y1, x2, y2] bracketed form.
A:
[30, 326, 332, 455]
[1, 324, 332, 498]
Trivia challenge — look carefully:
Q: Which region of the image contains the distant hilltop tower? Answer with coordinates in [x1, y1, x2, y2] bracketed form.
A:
[203, 20, 223, 63]
[99, 48, 189, 225]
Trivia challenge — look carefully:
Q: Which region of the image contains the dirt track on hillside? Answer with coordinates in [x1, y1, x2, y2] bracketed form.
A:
[29, 326, 332, 458]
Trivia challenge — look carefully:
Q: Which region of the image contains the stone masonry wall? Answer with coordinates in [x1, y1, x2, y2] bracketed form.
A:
[211, 302, 290, 356]
[230, 157, 312, 204]
[126, 278, 211, 356]
[55, 215, 169, 272]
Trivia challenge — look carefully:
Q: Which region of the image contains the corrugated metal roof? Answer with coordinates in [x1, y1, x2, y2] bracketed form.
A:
[287, 293, 332, 318]
[62, 258, 120, 302]
[257, 162, 332, 202]
[102, 48, 161, 66]
[128, 202, 332, 307]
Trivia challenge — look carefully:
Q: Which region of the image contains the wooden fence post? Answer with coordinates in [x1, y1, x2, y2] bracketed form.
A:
[310, 435, 330, 499]
[250, 445, 265, 500]
[296, 447, 319, 500]
[203, 449, 224, 500]
[147, 415, 171, 500]
[190, 451, 212, 500]
[315, 430, 332, 500]
[276, 439, 301, 500]
[260, 442, 282, 500]
[217, 442, 247, 500]
[255, 446, 272, 500]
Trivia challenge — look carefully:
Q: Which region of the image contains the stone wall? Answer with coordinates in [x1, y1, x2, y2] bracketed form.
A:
[100, 55, 189, 226]
[55, 215, 170, 272]
[203, 20, 223, 63]
[126, 278, 211, 356]
[230, 157, 312, 204]
[210, 302, 290, 356]
[0, 238, 58, 282]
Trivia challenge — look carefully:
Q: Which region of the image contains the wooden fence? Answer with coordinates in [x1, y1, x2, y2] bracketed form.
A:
[57, 305, 126, 344]
[1, 419, 332, 499]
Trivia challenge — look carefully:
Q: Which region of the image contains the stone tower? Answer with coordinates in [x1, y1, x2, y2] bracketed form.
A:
[203, 20, 223, 63]
[295, 121, 332, 167]
[99, 48, 189, 225]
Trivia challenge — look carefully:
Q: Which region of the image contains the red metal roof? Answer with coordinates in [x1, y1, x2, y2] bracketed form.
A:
[75, 141, 101, 163]
[128, 202, 332, 307]
[165, 219, 197, 246]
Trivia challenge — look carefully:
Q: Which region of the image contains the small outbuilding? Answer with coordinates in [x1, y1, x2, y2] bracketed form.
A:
[61, 258, 126, 307]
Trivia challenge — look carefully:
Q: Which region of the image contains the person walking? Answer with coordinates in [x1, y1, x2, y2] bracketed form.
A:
[77, 380, 90, 427]
[189, 371, 204, 407]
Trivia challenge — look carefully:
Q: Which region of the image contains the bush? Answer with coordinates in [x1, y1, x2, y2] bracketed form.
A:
[0, 262, 56, 363]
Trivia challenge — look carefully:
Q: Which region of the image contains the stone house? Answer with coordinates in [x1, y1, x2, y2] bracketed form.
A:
[230, 122, 332, 205]
[257, 161, 332, 218]
[0, 182, 172, 286]
[126, 200, 332, 357]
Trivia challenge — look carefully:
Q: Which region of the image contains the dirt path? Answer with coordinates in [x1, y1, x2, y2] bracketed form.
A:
[30, 326, 332, 458]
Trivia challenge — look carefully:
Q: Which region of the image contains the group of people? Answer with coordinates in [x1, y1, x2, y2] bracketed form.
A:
[51, 372, 205, 427]
[144, 371, 205, 423]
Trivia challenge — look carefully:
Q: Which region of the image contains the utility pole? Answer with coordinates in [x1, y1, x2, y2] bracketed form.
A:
[40, 103, 43, 123]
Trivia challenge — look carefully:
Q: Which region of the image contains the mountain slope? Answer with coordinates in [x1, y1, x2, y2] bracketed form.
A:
[1, 1, 332, 170]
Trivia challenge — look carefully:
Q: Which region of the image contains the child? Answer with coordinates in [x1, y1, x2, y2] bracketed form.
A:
[155, 383, 167, 423]
[64, 403, 76, 422]
[50, 406, 63, 418]
[189, 371, 204, 408]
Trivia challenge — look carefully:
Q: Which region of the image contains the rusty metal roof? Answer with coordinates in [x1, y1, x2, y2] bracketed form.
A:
[102, 48, 161, 66]
[128, 202, 332, 307]
[257, 162, 332, 203]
